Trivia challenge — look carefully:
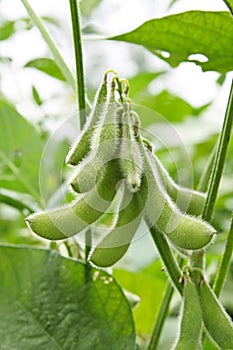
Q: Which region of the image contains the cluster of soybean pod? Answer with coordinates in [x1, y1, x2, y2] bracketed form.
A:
[26, 71, 233, 349]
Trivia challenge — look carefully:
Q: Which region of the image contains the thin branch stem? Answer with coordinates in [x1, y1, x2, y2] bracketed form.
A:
[20, 0, 76, 91]
[149, 226, 183, 295]
[69, 0, 86, 126]
[214, 214, 233, 297]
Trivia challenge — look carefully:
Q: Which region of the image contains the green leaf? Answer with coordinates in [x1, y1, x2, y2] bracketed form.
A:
[25, 58, 66, 81]
[109, 11, 233, 73]
[20, 0, 76, 92]
[136, 90, 210, 124]
[0, 17, 59, 41]
[0, 245, 136, 350]
[0, 98, 43, 203]
[80, 0, 102, 18]
[0, 21, 15, 41]
[223, 0, 233, 14]
[128, 71, 165, 100]
[32, 85, 43, 105]
[0, 188, 36, 213]
[114, 260, 167, 335]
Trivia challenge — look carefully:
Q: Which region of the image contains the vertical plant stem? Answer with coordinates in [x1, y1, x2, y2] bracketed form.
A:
[69, 0, 86, 126]
[202, 79, 233, 223]
[191, 79, 233, 269]
[197, 143, 217, 193]
[213, 214, 233, 297]
[192, 79, 233, 345]
[149, 226, 183, 295]
[147, 257, 184, 350]
[69, 0, 91, 261]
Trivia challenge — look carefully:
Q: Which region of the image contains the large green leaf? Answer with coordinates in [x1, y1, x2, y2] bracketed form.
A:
[0, 98, 43, 203]
[25, 58, 66, 81]
[110, 11, 233, 73]
[0, 245, 136, 349]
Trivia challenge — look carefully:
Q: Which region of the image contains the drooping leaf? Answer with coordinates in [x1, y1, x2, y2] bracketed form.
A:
[109, 11, 233, 73]
[0, 245, 136, 350]
[0, 98, 43, 202]
[25, 58, 66, 81]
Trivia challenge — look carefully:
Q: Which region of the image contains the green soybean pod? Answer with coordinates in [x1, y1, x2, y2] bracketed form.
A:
[119, 110, 144, 193]
[26, 159, 121, 240]
[90, 77, 120, 156]
[89, 180, 147, 267]
[173, 279, 202, 350]
[139, 140, 215, 251]
[152, 154, 206, 216]
[199, 279, 233, 349]
[66, 71, 111, 166]
[70, 79, 121, 193]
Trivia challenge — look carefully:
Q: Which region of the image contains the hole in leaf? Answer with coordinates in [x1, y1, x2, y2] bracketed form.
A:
[188, 54, 208, 63]
[157, 50, 171, 59]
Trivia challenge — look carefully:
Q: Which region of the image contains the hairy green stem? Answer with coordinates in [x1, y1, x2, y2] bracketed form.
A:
[192, 79, 233, 345]
[214, 214, 233, 297]
[192, 79, 233, 269]
[197, 143, 217, 193]
[149, 226, 183, 295]
[20, 0, 76, 91]
[202, 79, 233, 223]
[147, 256, 184, 350]
[69, 0, 86, 126]
[69, 0, 91, 261]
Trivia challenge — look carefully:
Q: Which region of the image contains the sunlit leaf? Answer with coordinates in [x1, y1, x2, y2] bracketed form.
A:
[109, 11, 233, 73]
[25, 58, 66, 81]
[0, 245, 136, 350]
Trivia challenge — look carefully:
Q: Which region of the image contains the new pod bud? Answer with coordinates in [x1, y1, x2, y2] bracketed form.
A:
[119, 109, 144, 193]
